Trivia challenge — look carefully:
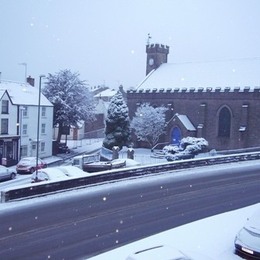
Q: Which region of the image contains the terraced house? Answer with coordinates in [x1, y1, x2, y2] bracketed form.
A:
[127, 43, 260, 151]
[0, 78, 53, 166]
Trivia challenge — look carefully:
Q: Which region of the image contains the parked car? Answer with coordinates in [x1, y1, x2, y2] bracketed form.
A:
[31, 166, 87, 183]
[234, 208, 260, 258]
[0, 165, 16, 181]
[16, 157, 47, 174]
[54, 166, 87, 178]
[58, 142, 70, 154]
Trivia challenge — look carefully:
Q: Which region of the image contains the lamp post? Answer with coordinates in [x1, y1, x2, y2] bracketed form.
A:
[19, 106, 25, 160]
[36, 75, 45, 180]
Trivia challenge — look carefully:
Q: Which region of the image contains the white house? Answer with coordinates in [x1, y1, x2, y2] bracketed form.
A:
[0, 80, 53, 166]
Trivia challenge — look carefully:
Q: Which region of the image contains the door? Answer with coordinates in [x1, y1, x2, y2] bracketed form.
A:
[171, 127, 181, 145]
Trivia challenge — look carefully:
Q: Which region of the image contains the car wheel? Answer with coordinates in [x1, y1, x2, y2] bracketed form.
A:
[10, 173, 16, 179]
[30, 167, 35, 174]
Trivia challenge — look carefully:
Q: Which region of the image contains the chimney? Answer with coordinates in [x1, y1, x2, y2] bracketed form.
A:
[27, 76, 35, 86]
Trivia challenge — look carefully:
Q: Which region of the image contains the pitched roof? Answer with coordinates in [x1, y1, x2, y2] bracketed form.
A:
[0, 80, 53, 106]
[175, 114, 196, 131]
[95, 98, 109, 114]
[137, 58, 260, 91]
[94, 88, 117, 98]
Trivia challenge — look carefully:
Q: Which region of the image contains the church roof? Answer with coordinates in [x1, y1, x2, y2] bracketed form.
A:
[175, 114, 196, 131]
[136, 58, 260, 91]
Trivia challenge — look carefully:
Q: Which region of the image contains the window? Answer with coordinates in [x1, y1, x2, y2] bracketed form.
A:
[1, 118, 8, 134]
[41, 123, 46, 134]
[1, 100, 9, 114]
[41, 107, 46, 117]
[22, 124, 27, 135]
[41, 142, 45, 152]
[218, 107, 231, 137]
[23, 106, 28, 117]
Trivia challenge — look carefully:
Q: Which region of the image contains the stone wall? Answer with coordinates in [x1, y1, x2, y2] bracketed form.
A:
[127, 87, 260, 150]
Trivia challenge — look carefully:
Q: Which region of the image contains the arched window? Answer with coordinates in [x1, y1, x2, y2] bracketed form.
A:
[218, 107, 231, 137]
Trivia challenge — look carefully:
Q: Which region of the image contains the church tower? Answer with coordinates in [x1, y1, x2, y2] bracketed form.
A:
[146, 43, 169, 75]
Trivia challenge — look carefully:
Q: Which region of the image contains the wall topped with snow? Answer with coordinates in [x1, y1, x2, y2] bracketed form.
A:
[128, 85, 260, 93]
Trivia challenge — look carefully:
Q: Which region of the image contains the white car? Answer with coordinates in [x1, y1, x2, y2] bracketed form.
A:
[31, 166, 87, 183]
[234, 208, 260, 258]
[54, 166, 87, 178]
[0, 165, 16, 181]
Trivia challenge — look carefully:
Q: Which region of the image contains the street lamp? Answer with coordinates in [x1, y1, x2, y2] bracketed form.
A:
[19, 106, 25, 160]
[36, 75, 45, 180]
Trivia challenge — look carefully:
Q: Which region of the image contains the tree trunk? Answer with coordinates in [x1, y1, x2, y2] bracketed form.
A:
[57, 124, 63, 143]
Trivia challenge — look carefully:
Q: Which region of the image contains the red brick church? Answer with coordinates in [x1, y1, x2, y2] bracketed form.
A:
[127, 43, 260, 151]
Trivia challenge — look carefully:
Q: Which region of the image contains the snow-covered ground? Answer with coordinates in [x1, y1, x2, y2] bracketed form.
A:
[89, 203, 259, 260]
[1, 162, 259, 260]
[1, 140, 259, 259]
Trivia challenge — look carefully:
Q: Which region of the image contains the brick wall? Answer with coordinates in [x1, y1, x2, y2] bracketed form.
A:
[127, 89, 260, 151]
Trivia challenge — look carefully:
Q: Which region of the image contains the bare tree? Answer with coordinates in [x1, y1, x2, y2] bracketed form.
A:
[130, 103, 167, 148]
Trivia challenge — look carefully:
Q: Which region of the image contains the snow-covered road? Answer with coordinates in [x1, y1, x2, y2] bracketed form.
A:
[1, 156, 259, 260]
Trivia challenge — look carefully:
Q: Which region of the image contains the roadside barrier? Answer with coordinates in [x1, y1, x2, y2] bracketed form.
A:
[2, 151, 260, 202]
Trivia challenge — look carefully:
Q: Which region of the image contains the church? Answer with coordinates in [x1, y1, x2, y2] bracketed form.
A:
[127, 43, 260, 151]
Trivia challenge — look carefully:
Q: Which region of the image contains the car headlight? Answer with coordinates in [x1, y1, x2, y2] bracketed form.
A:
[234, 230, 243, 246]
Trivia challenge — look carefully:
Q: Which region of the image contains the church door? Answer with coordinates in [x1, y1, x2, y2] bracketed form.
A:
[171, 127, 181, 145]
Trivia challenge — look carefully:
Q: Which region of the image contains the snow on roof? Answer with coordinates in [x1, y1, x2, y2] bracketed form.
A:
[137, 58, 260, 91]
[94, 88, 117, 98]
[0, 89, 6, 99]
[0, 80, 53, 106]
[95, 98, 109, 114]
[175, 114, 196, 131]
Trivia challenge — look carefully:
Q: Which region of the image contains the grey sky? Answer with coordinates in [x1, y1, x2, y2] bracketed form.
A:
[0, 0, 259, 89]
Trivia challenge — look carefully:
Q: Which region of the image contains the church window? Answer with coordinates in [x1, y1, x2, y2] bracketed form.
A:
[218, 107, 231, 137]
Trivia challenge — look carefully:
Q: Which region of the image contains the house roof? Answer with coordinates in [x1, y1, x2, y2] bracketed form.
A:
[0, 80, 53, 106]
[136, 58, 260, 91]
[95, 98, 109, 114]
[94, 88, 117, 98]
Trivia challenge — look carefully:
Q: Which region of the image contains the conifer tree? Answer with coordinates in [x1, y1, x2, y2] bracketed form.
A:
[103, 91, 131, 150]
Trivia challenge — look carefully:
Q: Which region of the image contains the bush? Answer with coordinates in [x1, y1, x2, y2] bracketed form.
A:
[162, 145, 182, 154]
[163, 137, 208, 161]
